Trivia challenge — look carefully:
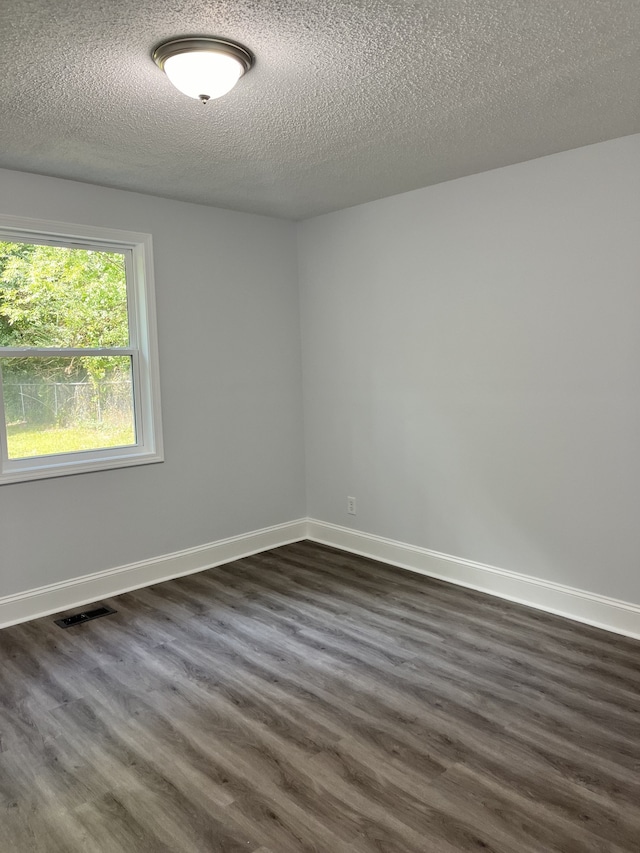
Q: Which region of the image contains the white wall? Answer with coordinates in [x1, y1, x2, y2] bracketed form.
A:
[298, 134, 640, 605]
[0, 169, 305, 597]
[3, 134, 640, 614]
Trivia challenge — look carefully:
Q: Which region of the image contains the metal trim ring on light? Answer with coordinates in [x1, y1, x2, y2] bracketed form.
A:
[152, 37, 254, 102]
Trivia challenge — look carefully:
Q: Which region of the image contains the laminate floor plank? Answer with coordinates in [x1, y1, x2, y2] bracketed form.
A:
[217, 551, 640, 695]
[1, 540, 639, 851]
[215, 565, 628, 719]
[275, 544, 640, 664]
[165, 584, 637, 782]
[215, 574, 638, 746]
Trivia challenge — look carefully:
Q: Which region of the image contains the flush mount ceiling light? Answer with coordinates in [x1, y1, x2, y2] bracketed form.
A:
[152, 37, 253, 103]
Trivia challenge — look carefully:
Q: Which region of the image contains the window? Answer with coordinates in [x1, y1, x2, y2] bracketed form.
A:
[0, 216, 163, 484]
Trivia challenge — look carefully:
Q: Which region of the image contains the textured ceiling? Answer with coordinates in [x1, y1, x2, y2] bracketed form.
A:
[1, 1, 639, 219]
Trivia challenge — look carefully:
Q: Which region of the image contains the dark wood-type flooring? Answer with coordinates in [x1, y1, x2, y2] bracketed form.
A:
[1, 541, 639, 852]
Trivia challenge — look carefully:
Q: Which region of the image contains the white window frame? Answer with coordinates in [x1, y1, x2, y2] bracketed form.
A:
[0, 215, 163, 485]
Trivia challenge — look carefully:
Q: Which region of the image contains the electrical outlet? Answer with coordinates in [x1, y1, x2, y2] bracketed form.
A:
[347, 496, 356, 515]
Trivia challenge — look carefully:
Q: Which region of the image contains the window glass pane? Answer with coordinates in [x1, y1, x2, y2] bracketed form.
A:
[0, 241, 129, 348]
[1, 356, 136, 459]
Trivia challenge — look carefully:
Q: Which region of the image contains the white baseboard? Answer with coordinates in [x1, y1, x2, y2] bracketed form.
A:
[3, 517, 640, 640]
[0, 519, 307, 629]
[307, 519, 640, 641]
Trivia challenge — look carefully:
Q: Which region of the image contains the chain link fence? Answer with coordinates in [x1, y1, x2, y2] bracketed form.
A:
[3, 379, 134, 428]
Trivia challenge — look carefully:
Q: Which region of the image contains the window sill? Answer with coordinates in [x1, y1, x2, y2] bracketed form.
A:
[0, 448, 164, 485]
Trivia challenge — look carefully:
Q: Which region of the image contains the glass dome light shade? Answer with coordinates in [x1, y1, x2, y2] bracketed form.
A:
[153, 38, 253, 102]
[164, 51, 244, 100]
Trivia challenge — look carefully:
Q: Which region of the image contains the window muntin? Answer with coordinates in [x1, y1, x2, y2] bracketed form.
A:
[0, 217, 163, 484]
